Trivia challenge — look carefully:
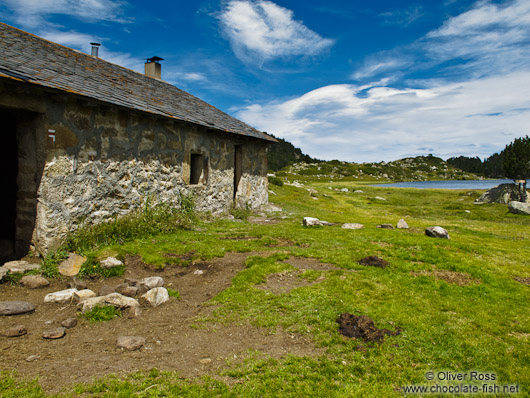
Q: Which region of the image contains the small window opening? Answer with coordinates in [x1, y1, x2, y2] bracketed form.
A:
[190, 153, 207, 185]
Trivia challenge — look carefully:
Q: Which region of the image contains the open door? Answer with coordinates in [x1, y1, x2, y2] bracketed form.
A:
[0, 109, 18, 261]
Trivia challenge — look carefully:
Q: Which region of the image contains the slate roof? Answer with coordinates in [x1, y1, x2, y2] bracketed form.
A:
[0, 23, 275, 142]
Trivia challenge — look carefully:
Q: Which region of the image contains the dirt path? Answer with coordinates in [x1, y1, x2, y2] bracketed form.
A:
[0, 252, 323, 393]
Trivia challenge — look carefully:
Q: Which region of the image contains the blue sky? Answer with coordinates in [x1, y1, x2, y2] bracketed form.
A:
[1, 0, 530, 162]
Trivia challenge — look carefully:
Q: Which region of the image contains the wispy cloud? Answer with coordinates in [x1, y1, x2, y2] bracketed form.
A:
[1, 0, 129, 28]
[218, 0, 334, 65]
[236, 72, 530, 162]
[379, 5, 424, 26]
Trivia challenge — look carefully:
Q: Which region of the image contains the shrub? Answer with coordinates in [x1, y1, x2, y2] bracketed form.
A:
[268, 176, 284, 186]
[82, 305, 121, 322]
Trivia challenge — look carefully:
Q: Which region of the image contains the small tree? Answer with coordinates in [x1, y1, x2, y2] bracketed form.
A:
[502, 135, 530, 202]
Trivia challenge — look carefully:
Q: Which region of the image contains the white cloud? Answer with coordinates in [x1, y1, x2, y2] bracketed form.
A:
[235, 72, 530, 162]
[219, 0, 334, 64]
[1, 0, 129, 28]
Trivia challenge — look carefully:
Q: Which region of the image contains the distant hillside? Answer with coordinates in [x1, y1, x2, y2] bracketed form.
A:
[272, 155, 480, 182]
[267, 134, 319, 171]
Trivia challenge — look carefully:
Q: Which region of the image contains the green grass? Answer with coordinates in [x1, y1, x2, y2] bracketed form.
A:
[5, 181, 530, 397]
[81, 305, 122, 323]
[167, 288, 181, 299]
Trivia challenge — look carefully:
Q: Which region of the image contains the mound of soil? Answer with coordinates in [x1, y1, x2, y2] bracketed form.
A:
[358, 256, 389, 268]
[336, 313, 400, 343]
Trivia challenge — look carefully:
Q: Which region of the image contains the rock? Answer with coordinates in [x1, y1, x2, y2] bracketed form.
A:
[396, 219, 409, 229]
[44, 288, 78, 304]
[126, 305, 143, 318]
[100, 257, 123, 269]
[2, 261, 40, 274]
[58, 253, 86, 277]
[193, 270, 204, 275]
[199, 358, 212, 365]
[141, 287, 170, 307]
[374, 196, 387, 201]
[115, 284, 138, 297]
[377, 224, 394, 229]
[139, 276, 164, 290]
[0, 301, 35, 315]
[464, 210, 471, 214]
[303, 217, 322, 227]
[508, 201, 530, 215]
[61, 318, 77, 328]
[341, 223, 364, 230]
[354, 190, 364, 193]
[74, 289, 96, 302]
[98, 285, 116, 297]
[117, 336, 145, 351]
[68, 276, 87, 290]
[25, 355, 40, 362]
[340, 188, 349, 192]
[124, 278, 139, 286]
[476, 184, 530, 204]
[20, 275, 50, 289]
[425, 226, 450, 239]
[319, 221, 335, 226]
[77, 293, 140, 313]
[42, 327, 66, 339]
[0, 267, 8, 281]
[4, 325, 27, 337]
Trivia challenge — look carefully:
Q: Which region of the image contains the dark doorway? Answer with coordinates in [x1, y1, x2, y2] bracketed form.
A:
[0, 109, 18, 259]
[234, 145, 242, 198]
[190, 153, 207, 185]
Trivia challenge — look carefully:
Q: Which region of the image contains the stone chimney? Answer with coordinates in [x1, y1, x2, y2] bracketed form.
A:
[145, 56, 164, 80]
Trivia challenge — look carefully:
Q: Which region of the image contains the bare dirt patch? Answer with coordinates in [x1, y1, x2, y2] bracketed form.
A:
[336, 313, 400, 343]
[411, 269, 480, 286]
[281, 257, 338, 271]
[247, 216, 280, 225]
[0, 252, 323, 393]
[358, 256, 389, 269]
[513, 276, 530, 286]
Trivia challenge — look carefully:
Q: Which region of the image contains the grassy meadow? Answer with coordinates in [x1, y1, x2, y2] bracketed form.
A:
[3, 179, 530, 397]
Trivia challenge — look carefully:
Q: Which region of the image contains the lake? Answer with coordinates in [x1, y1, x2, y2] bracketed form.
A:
[374, 179, 513, 190]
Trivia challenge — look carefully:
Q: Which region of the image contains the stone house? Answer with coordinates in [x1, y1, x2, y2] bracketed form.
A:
[0, 23, 275, 259]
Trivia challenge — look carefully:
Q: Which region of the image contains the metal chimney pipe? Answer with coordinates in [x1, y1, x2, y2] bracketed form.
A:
[90, 42, 101, 57]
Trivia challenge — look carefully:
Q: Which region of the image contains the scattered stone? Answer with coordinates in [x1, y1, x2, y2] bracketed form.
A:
[98, 285, 115, 297]
[20, 275, 50, 289]
[340, 188, 349, 192]
[61, 318, 77, 328]
[141, 287, 170, 307]
[475, 184, 530, 204]
[0, 267, 8, 281]
[44, 288, 78, 304]
[100, 256, 123, 269]
[77, 293, 141, 314]
[425, 226, 450, 239]
[2, 260, 40, 274]
[4, 325, 27, 337]
[25, 355, 40, 362]
[140, 276, 164, 290]
[193, 270, 204, 275]
[74, 289, 96, 302]
[319, 220, 336, 226]
[42, 327, 66, 339]
[303, 217, 322, 227]
[124, 278, 139, 286]
[396, 219, 409, 229]
[0, 301, 35, 316]
[377, 224, 394, 229]
[358, 256, 389, 269]
[58, 253, 86, 277]
[508, 201, 530, 215]
[341, 223, 364, 230]
[117, 336, 145, 351]
[115, 283, 138, 297]
[374, 196, 387, 201]
[337, 313, 400, 343]
[68, 276, 87, 290]
[354, 190, 364, 193]
[199, 358, 212, 365]
[126, 305, 143, 318]
[464, 210, 471, 213]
